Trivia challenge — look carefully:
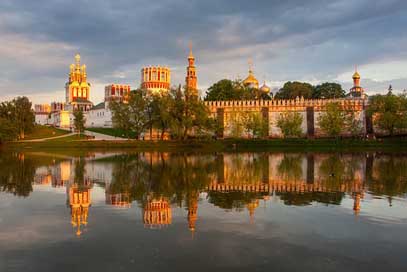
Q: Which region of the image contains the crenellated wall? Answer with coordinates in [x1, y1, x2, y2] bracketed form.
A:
[204, 98, 368, 138]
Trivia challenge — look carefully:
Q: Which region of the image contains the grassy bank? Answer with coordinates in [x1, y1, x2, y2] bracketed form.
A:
[4, 137, 407, 153]
[86, 127, 135, 139]
[24, 125, 69, 140]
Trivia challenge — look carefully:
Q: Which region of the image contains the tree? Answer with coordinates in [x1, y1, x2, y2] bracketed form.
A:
[242, 112, 267, 138]
[318, 102, 346, 137]
[205, 79, 239, 101]
[169, 87, 215, 140]
[73, 110, 85, 136]
[274, 81, 314, 99]
[127, 91, 149, 139]
[109, 90, 149, 139]
[313, 82, 345, 99]
[152, 94, 172, 140]
[205, 79, 258, 101]
[0, 97, 34, 140]
[0, 117, 17, 143]
[229, 111, 244, 138]
[368, 94, 407, 136]
[276, 112, 303, 138]
[110, 100, 132, 138]
[345, 110, 363, 137]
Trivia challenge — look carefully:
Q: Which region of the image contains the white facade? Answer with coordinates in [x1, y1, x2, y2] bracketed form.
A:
[85, 103, 113, 128]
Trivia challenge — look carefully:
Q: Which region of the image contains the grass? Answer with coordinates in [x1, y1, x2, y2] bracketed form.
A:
[45, 134, 87, 142]
[5, 137, 407, 153]
[86, 127, 136, 139]
[24, 125, 69, 140]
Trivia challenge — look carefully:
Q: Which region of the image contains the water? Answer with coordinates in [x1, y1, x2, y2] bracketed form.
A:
[0, 151, 406, 272]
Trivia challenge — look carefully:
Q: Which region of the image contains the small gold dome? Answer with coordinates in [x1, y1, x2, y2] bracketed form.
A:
[260, 82, 271, 93]
[352, 71, 360, 79]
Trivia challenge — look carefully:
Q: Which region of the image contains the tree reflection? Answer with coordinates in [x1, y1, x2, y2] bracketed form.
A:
[368, 155, 407, 199]
[0, 152, 36, 197]
[277, 192, 345, 206]
[277, 154, 303, 181]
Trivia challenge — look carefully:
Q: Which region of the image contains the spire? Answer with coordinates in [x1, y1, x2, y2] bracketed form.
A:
[188, 41, 194, 59]
[248, 58, 253, 73]
[75, 53, 81, 68]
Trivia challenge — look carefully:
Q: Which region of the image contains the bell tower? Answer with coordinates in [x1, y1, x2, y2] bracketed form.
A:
[185, 42, 198, 97]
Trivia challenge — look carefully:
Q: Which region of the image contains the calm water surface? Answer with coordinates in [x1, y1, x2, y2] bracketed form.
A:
[0, 151, 406, 272]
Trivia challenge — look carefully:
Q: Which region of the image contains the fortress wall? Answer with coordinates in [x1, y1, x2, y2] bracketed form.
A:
[205, 98, 367, 138]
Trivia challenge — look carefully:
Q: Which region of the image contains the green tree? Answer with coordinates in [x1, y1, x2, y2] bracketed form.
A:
[242, 112, 267, 138]
[318, 102, 346, 137]
[73, 110, 85, 136]
[368, 94, 407, 136]
[0, 117, 17, 143]
[205, 79, 257, 101]
[109, 90, 149, 139]
[169, 87, 215, 139]
[229, 111, 244, 138]
[313, 82, 345, 99]
[0, 97, 34, 140]
[276, 112, 303, 138]
[109, 100, 132, 138]
[345, 110, 363, 137]
[127, 91, 148, 139]
[275, 81, 314, 99]
[151, 94, 173, 140]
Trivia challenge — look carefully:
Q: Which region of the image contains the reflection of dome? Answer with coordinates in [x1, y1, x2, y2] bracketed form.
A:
[260, 82, 271, 93]
[243, 70, 259, 89]
[352, 71, 360, 79]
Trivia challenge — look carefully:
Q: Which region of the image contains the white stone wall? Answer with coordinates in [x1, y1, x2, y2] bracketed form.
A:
[85, 108, 113, 128]
[35, 114, 50, 126]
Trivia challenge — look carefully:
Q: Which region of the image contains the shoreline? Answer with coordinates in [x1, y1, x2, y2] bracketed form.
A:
[3, 137, 407, 153]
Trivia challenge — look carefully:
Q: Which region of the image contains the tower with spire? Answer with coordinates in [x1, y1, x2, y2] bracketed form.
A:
[185, 43, 198, 97]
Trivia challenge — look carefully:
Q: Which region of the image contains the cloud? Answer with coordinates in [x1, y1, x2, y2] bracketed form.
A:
[0, 0, 406, 104]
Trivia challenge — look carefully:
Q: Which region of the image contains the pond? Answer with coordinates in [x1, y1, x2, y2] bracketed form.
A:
[0, 151, 406, 271]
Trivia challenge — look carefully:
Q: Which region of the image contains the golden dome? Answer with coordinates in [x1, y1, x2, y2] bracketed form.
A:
[352, 71, 360, 79]
[243, 70, 259, 88]
[260, 82, 271, 93]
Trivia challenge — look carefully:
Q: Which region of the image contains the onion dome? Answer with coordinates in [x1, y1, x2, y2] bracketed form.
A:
[260, 81, 271, 93]
[352, 71, 361, 79]
[243, 70, 259, 89]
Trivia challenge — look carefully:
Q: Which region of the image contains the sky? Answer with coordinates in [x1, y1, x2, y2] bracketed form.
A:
[0, 0, 407, 105]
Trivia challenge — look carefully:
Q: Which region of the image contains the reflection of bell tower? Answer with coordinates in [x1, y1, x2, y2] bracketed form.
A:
[187, 193, 199, 235]
[353, 192, 363, 215]
[143, 196, 172, 228]
[68, 184, 92, 237]
[247, 199, 260, 223]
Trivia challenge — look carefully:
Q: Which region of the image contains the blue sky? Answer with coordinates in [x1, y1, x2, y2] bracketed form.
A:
[0, 0, 406, 104]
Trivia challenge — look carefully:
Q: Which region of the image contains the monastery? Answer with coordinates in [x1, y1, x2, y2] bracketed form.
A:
[34, 48, 370, 138]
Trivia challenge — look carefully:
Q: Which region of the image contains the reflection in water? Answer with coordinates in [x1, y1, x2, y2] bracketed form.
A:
[1, 151, 407, 237]
[143, 196, 172, 228]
